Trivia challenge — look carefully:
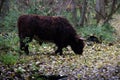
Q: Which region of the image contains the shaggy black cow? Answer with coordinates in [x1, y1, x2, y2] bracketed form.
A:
[17, 14, 84, 55]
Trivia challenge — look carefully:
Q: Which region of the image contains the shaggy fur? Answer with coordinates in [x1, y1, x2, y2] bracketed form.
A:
[17, 14, 84, 55]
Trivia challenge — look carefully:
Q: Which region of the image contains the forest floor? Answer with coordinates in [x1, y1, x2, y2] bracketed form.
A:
[0, 43, 120, 80]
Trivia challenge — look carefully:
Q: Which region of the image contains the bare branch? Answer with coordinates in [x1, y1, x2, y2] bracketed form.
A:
[103, 1, 120, 25]
[95, 9, 106, 19]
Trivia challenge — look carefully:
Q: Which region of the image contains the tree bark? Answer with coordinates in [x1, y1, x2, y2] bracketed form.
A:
[0, 0, 5, 14]
[95, 0, 106, 23]
[79, 0, 87, 26]
[71, 0, 77, 26]
[0, 0, 9, 20]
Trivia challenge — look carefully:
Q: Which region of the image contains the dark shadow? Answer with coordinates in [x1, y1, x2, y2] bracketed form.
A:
[34, 75, 67, 80]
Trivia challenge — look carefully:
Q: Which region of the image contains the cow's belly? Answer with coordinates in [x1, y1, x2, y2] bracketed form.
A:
[33, 35, 54, 43]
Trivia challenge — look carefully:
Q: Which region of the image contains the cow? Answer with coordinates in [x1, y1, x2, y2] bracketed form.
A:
[17, 14, 84, 55]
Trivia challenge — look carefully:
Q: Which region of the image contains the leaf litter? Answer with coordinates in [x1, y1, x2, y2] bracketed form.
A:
[0, 43, 120, 80]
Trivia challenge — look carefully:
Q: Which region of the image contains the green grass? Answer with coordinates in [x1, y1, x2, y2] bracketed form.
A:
[0, 31, 20, 65]
[0, 31, 19, 52]
[77, 24, 116, 43]
[0, 53, 19, 65]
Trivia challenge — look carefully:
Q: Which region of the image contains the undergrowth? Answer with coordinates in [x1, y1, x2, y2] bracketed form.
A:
[0, 31, 19, 65]
[77, 24, 116, 43]
[0, 53, 19, 65]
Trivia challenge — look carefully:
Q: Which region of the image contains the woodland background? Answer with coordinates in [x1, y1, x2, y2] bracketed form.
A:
[0, 0, 120, 80]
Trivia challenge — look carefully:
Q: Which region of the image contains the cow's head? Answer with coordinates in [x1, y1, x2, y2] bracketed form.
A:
[71, 36, 85, 55]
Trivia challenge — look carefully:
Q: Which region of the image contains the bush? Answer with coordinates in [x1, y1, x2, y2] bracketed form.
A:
[0, 31, 19, 65]
[0, 53, 19, 65]
[0, 31, 19, 54]
[1, 1, 21, 31]
[77, 24, 116, 43]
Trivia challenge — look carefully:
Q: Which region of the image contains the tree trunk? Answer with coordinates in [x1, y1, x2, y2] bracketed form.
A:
[71, 0, 77, 26]
[79, 0, 87, 27]
[0, 0, 5, 15]
[0, 0, 9, 22]
[95, 0, 106, 23]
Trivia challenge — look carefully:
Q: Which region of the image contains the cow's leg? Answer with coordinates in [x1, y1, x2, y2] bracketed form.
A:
[19, 35, 33, 55]
[55, 44, 63, 55]
[20, 40, 29, 55]
[20, 39, 28, 55]
[39, 41, 43, 45]
[55, 47, 62, 55]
